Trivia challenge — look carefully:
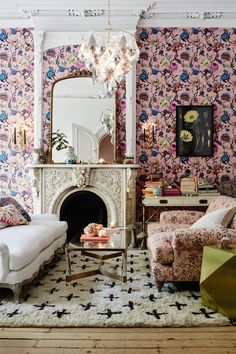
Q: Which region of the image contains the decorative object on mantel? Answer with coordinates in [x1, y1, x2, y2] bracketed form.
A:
[78, 0, 139, 96]
[124, 157, 135, 164]
[65, 145, 77, 164]
[51, 129, 69, 151]
[98, 158, 106, 164]
[38, 148, 46, 164]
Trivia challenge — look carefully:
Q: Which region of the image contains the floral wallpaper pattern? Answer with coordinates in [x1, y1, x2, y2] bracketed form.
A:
[0, 28, 34, 212]
[136, 27, 236, 219]
[0, 27, 236, 217]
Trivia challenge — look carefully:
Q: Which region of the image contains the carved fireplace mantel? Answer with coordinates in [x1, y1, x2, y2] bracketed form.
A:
[28, 164, 139, 228]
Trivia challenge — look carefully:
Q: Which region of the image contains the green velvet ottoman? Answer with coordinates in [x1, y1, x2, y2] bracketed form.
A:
[200, 245, 236, 319]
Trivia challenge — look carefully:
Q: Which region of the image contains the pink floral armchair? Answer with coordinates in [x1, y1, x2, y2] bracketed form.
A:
[147, 195, 236, 291]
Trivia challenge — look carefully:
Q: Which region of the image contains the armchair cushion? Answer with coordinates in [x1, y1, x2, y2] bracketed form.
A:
[206, 195, 236, 229]
[190, 207, 236, 229]
[147, 222, 190, 236]
[206, 195, 236, 213]
[160, 210, 205, 225]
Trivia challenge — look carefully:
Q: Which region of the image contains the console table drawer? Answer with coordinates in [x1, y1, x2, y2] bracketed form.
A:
[183, 196, 216, 206]
[183, 197, 209, 206]
[143, 197, 183, 206]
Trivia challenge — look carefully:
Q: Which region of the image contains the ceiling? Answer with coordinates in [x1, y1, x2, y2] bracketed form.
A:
[0, 0, 236, 30]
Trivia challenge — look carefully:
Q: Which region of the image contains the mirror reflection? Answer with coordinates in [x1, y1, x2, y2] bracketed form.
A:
[51, 74, 115, 164]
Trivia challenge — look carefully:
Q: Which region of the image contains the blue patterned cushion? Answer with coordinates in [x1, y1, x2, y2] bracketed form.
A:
[0, 197, 31, 222]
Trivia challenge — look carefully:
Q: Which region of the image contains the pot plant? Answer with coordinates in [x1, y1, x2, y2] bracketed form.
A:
[52, 129, 69, 151]
[52, 129, 76, 164]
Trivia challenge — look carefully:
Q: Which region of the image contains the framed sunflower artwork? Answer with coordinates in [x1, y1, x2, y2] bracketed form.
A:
[176, 105, 213, 157]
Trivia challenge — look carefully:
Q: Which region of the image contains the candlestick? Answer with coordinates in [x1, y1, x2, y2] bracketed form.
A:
[143, 128, 146, 142]
[13, 127, 16, 145]
[23, 129, 26, 145]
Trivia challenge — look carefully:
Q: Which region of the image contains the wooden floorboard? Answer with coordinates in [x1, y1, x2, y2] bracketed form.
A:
[0, 327, 235, 354]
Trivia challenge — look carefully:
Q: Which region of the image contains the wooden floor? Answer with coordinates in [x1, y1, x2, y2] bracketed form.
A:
[0, 327, 235, 354]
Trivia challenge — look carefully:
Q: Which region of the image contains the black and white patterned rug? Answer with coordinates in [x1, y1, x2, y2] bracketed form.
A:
[0, 251, 231, 327]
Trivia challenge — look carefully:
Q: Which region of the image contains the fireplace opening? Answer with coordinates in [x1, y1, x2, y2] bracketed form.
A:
[60, 191, 107, 242]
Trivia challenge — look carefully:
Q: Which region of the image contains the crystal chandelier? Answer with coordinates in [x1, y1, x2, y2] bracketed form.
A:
[78, 0, 140, 96]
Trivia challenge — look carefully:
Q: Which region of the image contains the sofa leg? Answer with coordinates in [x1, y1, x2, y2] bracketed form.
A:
[156, 281, 164, 292]
[12, 284, 22, 302]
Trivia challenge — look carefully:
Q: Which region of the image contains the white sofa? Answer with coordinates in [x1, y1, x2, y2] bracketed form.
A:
[0, 214, 67, 301]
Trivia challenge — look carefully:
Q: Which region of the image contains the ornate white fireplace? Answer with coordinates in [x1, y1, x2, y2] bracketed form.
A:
[28, 164, 138, 228]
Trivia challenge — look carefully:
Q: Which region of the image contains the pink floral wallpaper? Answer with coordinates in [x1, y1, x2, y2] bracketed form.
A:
[136, 27, 236, 218]
[0, 28, 34, 212]
[0, 27, 236, 217]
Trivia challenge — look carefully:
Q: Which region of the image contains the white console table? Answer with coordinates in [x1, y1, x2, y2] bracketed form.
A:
[142, 195, 219, 230]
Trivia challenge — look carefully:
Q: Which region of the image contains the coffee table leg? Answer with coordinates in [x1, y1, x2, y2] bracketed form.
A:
[65, 246, 71, 283]
[122, 250, 127, 283]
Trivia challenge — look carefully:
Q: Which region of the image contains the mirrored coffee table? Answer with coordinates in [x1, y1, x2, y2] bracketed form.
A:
[65, 229, 127, 283]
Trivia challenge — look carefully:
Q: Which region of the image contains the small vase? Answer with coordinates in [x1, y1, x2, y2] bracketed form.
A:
[65, 146, 77, 164]
[38, 148, 46, 164]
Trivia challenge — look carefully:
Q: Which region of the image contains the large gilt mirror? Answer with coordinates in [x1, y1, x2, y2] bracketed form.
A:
[49, 71, 117, 164]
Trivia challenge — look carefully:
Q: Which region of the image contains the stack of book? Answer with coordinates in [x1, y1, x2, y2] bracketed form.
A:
[180, 177, 198, 195]
[80, 234, 110, 242]
[142, 181, 163, 196]
[162, 187, 180, 196]
[198, 182, 220, 196]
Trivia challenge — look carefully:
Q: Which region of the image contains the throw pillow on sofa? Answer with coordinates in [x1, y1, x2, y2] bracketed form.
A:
[0, 197, 31, 222]
[190, 207, 236, 229]
[0, 204, 29, 227]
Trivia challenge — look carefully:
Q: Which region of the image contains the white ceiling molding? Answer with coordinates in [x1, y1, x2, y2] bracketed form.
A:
[0, 1, 235, 29]
[67, 9, 105, 17]
[20, 9, 39, 19]
[186, 12, 222, 20]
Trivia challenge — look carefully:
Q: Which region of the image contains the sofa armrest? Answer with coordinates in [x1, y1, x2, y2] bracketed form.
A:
[30, 214, 59, 221]
[172, 228, 236, 251]
[0, 242, 10, 282]
[160, 210, 205, 225]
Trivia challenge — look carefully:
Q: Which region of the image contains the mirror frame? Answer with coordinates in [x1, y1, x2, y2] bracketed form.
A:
[48, 70, 119, 164]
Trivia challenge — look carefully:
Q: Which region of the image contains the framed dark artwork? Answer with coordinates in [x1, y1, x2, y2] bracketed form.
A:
[176, 105, 213, 157]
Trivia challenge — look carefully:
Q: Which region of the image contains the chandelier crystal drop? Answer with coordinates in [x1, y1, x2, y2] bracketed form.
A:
[78, 1, 139, 96]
